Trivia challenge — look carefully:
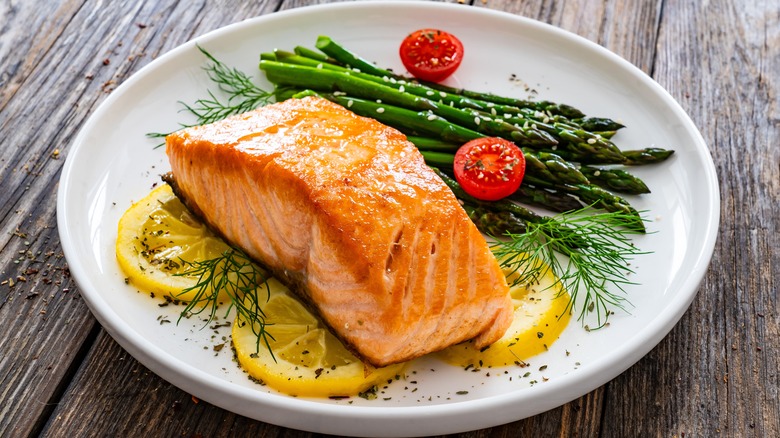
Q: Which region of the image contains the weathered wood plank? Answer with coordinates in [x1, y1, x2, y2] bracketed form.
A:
[39, 330, 303, 437]
[602, 0, 780, 436]
[0, 0, 103, 434]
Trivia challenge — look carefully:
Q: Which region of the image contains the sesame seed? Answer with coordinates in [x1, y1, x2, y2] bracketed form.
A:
[543, 117, 550, 123]
[376, 107, 385, 113]
[316, 63, 323, 69]
[593, 170, 601, 176]
[427, 114, 437, 121]
[347, 100, 353, 107]
[504, 114, 512, 118]
[353, 68, 361, 72]
[399, 85, 405, 93]
[426, 90, 434, 96]
[382, 76, 389, 81]
[491, 108, 497, 116]
[376, 99, 382, 103]
[474, 117, 481, 125]
[587, 138, 597, 144]
[439, 92, 447, 98]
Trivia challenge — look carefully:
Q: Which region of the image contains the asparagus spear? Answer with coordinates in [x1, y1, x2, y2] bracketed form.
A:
[525, 150, 590, 185]
[579, 165, 650, 194]
[406, 136, 460, 152]
[576, 117, 625, 132]
[554, 126, 626, 163]
[321, 93, 483, 143]
[524, 175, 645, 231]
[622, 148, 676, 165]
[511, 185, 584, 213]
[293, 45, 333, 63]
[464, 205, 528, 235]
[315, 35, 393, 77]
[419, 150, 454, 169]
[539, 146, 675, 165]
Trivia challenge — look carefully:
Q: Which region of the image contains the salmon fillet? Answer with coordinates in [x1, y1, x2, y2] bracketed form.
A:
[165, 96, 512, 367]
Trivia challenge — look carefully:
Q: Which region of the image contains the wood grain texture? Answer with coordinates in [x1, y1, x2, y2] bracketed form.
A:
[602, 0, 780, 436]
[0, 0, 777, 436]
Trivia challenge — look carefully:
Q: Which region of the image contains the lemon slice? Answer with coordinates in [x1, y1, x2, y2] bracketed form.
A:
[116, 184, 231, 301]
[436, 264, 572, 367]
[232, 279, 407, 397]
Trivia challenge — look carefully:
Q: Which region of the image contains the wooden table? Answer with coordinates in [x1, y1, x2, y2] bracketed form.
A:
[1, 0, 777, 436]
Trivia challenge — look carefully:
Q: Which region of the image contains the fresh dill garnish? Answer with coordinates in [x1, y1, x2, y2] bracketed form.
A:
[491, 208, 649, 328]
[176, 249, 275, 358]
[148, 45, 274, 140]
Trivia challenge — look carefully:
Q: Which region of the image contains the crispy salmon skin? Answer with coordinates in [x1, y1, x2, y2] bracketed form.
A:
[165, 96, 512, 366]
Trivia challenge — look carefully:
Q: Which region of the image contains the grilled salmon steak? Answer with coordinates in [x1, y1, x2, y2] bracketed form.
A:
[165, 96, 512, 366]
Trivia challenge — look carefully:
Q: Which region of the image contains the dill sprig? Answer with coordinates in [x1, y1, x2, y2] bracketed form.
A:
[176, 249, 275, 357]
[148, 45, 274, 140]
[491, 208, 649, 329]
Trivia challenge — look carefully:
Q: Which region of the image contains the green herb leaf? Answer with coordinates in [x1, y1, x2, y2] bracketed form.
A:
[491, 207, 649, 328]
[176, 249, 275, 359]
[148, 45, 275, 141]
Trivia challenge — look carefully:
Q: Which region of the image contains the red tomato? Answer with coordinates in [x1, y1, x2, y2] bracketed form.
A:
[399, 29, 464, 82]
[453, 138, 526, 201]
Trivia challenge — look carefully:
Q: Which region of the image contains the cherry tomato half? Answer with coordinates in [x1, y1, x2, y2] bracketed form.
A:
[399, 29, 464, 82]
[453, 138, 526, 201]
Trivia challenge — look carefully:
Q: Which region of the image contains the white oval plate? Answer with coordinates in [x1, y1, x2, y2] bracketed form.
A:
[57, 2, 719, 436]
